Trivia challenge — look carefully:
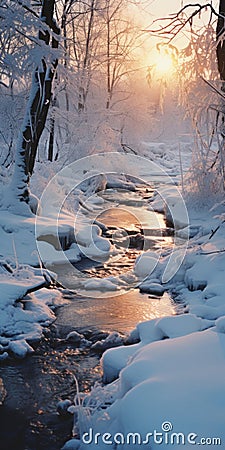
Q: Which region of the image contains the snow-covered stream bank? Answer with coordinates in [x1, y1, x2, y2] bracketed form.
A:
[3, 155, 223, 450]
[0, 289, 177, 450]
[0, 185, 181, 450]
[61, 186, 225, 450]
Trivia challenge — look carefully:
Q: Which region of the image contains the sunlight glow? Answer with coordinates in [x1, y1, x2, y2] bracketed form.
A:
[154, 53, 173, 75]
[150, 43, 178, 78]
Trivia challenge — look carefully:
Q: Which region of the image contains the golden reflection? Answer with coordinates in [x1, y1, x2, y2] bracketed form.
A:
[57, 290, 176, 334]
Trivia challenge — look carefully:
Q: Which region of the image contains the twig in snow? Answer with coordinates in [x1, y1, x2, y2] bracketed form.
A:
[209, 219, 225, 239]
[12, 237, 19, 270]
[200, 248, 225, 255]
[121, 143, 137, 155]
[25, 275, 51, 294]
[0, 261, 13, 273]
[179, 142, 185, 194]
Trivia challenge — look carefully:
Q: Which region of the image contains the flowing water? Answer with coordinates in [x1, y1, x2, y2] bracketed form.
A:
[0, 187, 182, 450]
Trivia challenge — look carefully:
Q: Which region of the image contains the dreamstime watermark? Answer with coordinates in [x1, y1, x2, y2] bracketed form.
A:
[35, 153, 190, 295]
[81, 422, 221, 446]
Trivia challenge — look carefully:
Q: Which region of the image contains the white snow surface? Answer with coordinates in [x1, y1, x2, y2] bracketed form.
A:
[114, 329, 225, 448]
[0, 168, 116, 355]
[134, 251, 159, 278]
[0, 265, 64, 359]
[66, 185, 225, 450]
[3, 140, 225, 444]
[141, 141, 192, 176]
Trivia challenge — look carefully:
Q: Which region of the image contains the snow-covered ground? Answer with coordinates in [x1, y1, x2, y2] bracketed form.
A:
[0, 142, 192, 354]
[61, 180, 225, 449]
[0, 159, 149, 356]
[0, 263, 64, 359]
[3, 136, 225, 448]
[140, 140, 192, 176]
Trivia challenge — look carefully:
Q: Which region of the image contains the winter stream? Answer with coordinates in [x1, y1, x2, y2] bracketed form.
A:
[0, 187, 182, 450]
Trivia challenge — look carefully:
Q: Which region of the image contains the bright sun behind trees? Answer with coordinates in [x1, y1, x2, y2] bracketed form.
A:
[1, 3, 225, 450]
[0, 0, 225, 208]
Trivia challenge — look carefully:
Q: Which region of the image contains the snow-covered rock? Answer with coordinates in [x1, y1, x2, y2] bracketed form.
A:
[134, 251, 159, 279]
[163, 186, 189, 230]
[0, 265, 64, 359]
[8, 339, 34, 358]
[75, 224, 111, 260]
[75, 225, 102, 246]
[139, 281, 165, 295]
[83, 278, 118, 292]
[57, 399, 73, 416]
[91, 331, 124, 353]
[61, 439, 81, 450]
[66, 331, 84, 344]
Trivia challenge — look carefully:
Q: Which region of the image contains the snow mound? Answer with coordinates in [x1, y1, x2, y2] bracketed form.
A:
[79, 328, 225, 450]
[83, 278, 119, 292]
[139, 281, 165, 295]
[101, 314, 213, 384]
[116, 329, 225, 447]
[0, 265, 64, 359]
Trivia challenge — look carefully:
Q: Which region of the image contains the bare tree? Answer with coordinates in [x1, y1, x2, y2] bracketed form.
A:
[102, 0, 139, 109]
[70, 0, 102, 112]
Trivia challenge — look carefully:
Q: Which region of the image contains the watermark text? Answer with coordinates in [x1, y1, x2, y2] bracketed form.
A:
[82, 422, 221, 446]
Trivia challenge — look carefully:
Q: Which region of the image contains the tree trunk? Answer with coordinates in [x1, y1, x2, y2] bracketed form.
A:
[62, 0, 70, 112]
[106, 8, 111, 110]
[47, 96, 57, 162]
[217, 0, 225, 82]
[78, 0, 95, 112]
[10, 0, 60, 205]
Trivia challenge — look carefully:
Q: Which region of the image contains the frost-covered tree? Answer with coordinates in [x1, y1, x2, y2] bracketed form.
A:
[149, 1, 225, 196]
[55, 0, 138, 112]
[41, 0, 143, 163]
[0, 1, 38, 167]
[6, 0, 60, 209]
